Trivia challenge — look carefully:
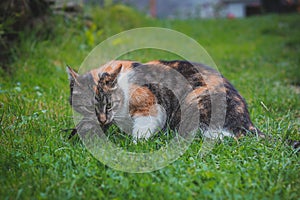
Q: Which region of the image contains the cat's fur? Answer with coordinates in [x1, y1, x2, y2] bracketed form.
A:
[67, 60, 264, 141]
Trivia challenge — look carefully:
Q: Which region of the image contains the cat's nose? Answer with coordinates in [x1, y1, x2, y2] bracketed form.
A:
[98, 113, 107, 125]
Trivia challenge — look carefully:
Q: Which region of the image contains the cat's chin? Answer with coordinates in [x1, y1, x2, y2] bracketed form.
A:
[100, 122, 113, 133]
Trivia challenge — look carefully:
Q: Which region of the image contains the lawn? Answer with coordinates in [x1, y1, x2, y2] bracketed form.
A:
[0, 5, 299, 200]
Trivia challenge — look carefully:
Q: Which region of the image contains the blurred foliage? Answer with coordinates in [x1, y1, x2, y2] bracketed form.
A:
[84, 4, 147, 42]
[0, 2, 148, 75]
[0, 0, 51, 74]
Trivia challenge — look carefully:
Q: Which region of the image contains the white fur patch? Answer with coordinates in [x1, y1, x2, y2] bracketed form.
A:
[111, 71, 134, 134]
[114, 70, 134, 118]
[117, 71, 132, 102]
[132, 104, 167, 140]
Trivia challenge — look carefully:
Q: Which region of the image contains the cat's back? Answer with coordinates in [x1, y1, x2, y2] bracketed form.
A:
[143, 60, 224, 91]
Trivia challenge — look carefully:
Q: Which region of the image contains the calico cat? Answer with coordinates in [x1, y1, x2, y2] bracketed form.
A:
[67, 60, 264, 141]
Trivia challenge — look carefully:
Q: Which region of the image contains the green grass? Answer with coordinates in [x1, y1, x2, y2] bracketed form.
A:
[1, 5, 300, 199]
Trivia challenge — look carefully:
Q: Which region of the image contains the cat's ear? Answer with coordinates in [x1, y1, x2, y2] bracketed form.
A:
[98, 63, 123, 84]
[110, 63, 123, 81]
[66, 66, 78, 82]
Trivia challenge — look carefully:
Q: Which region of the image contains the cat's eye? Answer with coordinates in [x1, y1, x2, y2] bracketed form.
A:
[106, 103, 112, 110]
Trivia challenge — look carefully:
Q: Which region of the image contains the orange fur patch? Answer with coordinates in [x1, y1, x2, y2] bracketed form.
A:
[145, 60, 161, 65]
[129, 85, 157, 117]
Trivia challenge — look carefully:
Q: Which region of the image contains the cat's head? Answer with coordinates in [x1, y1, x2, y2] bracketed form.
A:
[67, 63, 126, 128]
[94, 64, 123, 126]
